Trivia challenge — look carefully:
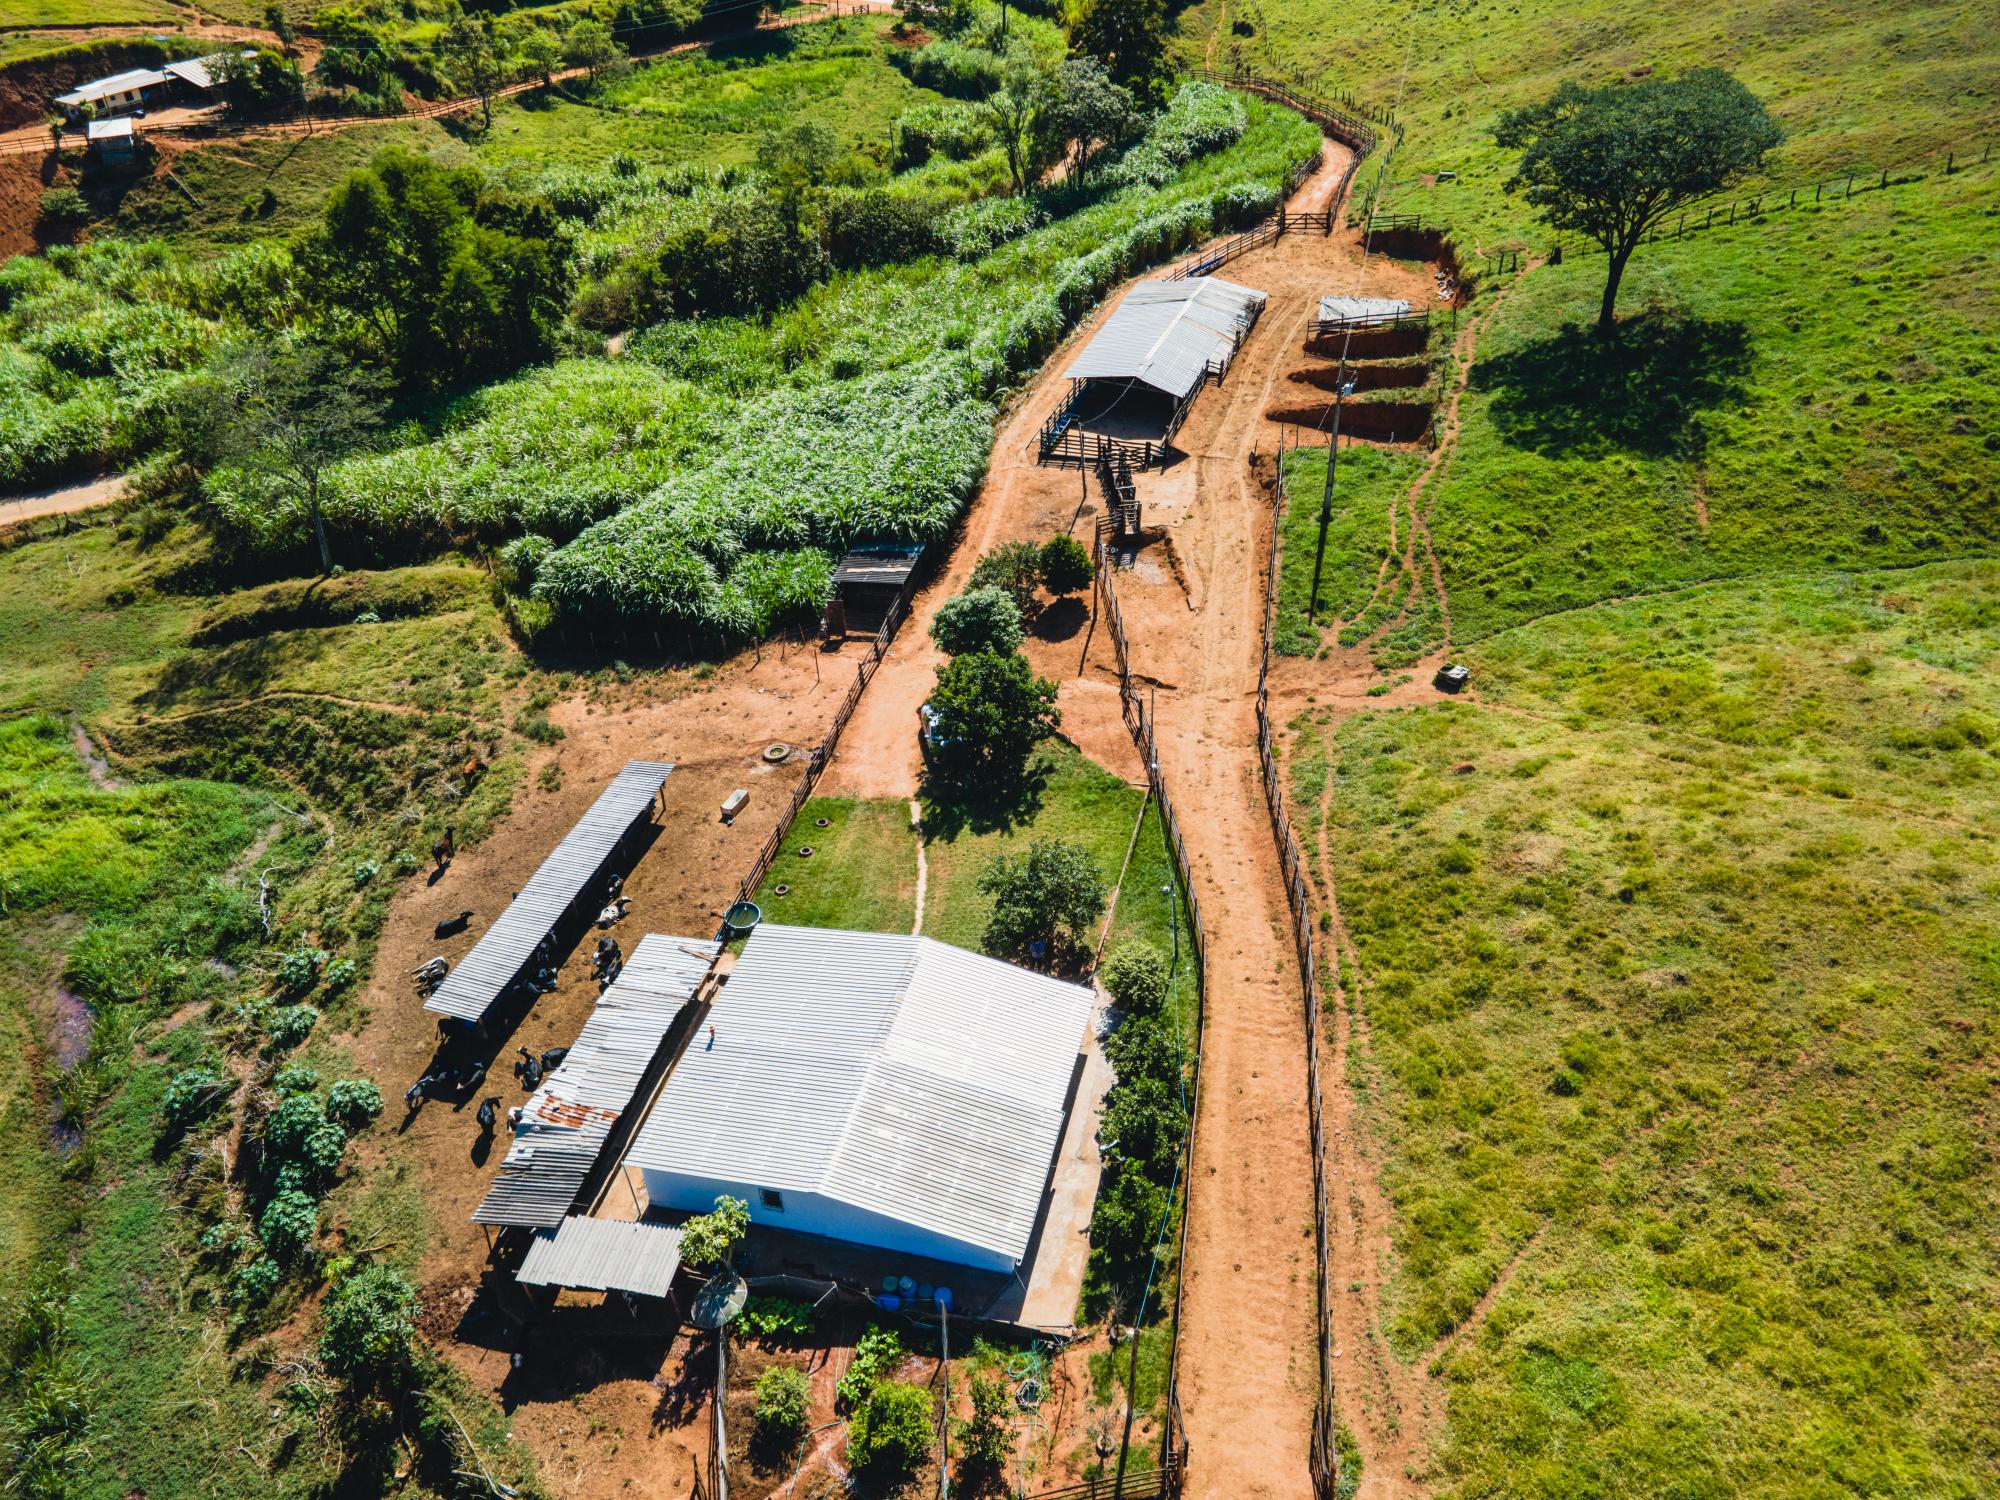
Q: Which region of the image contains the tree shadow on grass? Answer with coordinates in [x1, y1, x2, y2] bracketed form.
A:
[918, 758, 1051, 842]
[1472, 313, 1754, 459]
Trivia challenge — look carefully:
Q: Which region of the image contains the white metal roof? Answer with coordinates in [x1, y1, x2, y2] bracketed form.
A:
[1316, 295, 1412, 325]
[627, 924, 1096, 1266]
[518, 1215, 684, 1297]
[427, 759, 673, 1022]
[474, 933, 719, 1228]
[57, 67, 167, 106]
[86, 118, 134, 141]
[1062, 277, 1268, 402]
[163, 51, 254, 90]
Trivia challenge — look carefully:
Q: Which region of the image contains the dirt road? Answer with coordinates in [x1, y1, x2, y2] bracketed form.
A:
[825, 137, 1437, 1497]
[0, 473, 125, 528]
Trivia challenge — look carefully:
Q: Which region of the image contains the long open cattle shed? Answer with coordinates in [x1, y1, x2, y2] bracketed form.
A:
[426, 760, 674, 1024]
[1062, 276, 1268, 404]
[475, 933, 719, 1228]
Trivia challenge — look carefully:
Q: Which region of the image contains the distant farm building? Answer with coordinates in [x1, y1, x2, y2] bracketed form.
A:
[162, 51, 253, 99]
[823, 543, 923, 637]
[1040, 276, 1268, 466]
[628, 924, 1097, 1275]
[57, 67, 171, 118]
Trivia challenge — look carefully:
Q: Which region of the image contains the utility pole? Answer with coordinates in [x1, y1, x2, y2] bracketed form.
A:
[1305, 361, 1353, 621]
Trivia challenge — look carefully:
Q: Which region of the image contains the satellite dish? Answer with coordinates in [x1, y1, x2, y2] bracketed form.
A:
[689, 1272, 748, 1330]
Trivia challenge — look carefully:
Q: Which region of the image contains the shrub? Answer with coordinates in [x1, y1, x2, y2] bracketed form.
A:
[231, 1255, 283, 1306]
[1089, 1161, 1169, 1273]
[323, 956, 358, 990]
[277, 947, 327, 994]
[825, 191, 943, 269]
[326, 1078, 384, 1132]
[929, 586, 1023, 656]
[318, 1264, 419, 1387]
[1100, 941, 1169, 1013]
[847, 1380, 933, 1475]
[836, 1327, 903, 1410]
[956, 1375, 1012, 1473]
[737, 1295, 815, 1342]
[927, 650, 1060, 779]
[968, 540, 1042, 616]
[754, 1365, 810, 1446]
[1038, 534, 1095, 596]
[896, 39, 1003, 99]
[37, 187, 90, 231]
[262, 1092, 330, 1160]
[161, 1066, 227, 1129]
[273, 1063, 321, 1095]
[893, 100, 992, 168]
[979, 839, 1108, 963]
[267, 1003, 319, 1050]
[259, 1189, 319, 1261]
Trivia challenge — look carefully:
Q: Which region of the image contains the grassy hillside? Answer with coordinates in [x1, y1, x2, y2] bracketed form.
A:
[1199, 0, 2000, 1492]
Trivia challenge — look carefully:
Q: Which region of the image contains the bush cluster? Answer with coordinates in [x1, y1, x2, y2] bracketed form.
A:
[1087, 956, 1189, 1298]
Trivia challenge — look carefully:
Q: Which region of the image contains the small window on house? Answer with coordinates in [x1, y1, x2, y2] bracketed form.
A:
[759, 1188, 785, 1212]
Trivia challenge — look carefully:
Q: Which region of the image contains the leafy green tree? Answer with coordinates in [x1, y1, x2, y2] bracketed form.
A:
[1104, 1013, 1177, 1086]
[753, 1366, 810, 1447]
[982, 47, 1053, 195]
[444, 18, 501, 130]
[967, 539, 1043, 616]
[1037, 534, 1095, 596]
[978, 838, 1107, 963]
[1495, 69, 1782, 333]
[318, 1264, 419, 1387]
[1089, 1160, 1167, 1273]
[1101, 1072, 1185, 1172]
[929, 586, 1024, 656]
[847, 1381, 932, 1476]
[563, 17, 624, 83]
[1099, 940, 1168, 1013]
[264, 2, 294, 48]
[1042, 56, 1136, 177]
[216, 48, 300, 115]
[955, 1374, 1013, 1474]
[230, 341, 389, 575]
[680, 1194, 751, 1270]
[519, 27, 561, 89]
[926, 650, 1060, 779]
[1070, 0, 1169, 101]
[899, 0, 974, 33]
[306, 147, 570, 387]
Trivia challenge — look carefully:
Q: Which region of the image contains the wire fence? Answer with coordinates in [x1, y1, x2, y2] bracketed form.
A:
[1254, 450, 1342, 1500]
[1543, 137, 1995, 261]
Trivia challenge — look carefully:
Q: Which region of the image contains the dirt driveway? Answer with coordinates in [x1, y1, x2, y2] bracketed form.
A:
[822, 140, 1439, 1499]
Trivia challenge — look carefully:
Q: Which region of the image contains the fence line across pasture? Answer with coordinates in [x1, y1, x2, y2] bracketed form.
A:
[1254, 443, 1343, 1500]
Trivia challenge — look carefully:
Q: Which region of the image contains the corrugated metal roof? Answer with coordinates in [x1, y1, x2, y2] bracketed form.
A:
[474, 933, 718, 1228]
[86, 119, 133, 141]
[1316, 295, 1412, 325]
[1062, 277, 1268, 401]
[427, 760, 673, 1022]
[834, 545, 923, 588]
[57, 68, 168, 106]
[627, 924, 1096, 1266]
[517, 1215, 685, 1297]
[163, 51, 252, 90]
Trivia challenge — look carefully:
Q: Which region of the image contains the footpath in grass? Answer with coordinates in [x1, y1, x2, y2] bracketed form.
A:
[1273, 442, 1426, 659]
[1297, 560, 2000, 1496]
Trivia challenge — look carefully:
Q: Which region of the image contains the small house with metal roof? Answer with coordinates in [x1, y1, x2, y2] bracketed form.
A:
[627, 923, 1097, 1274]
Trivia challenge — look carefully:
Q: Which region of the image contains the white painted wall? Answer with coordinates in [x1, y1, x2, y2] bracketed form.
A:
[641, 1167, 1018, 1275]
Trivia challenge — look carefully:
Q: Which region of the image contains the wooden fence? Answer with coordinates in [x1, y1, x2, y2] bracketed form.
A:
[1094, 531, 1209, 1494]
[1305, 307, 1431, 340]
[726, 571, 917, 918]
[1253, 454, 1342, 1500]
